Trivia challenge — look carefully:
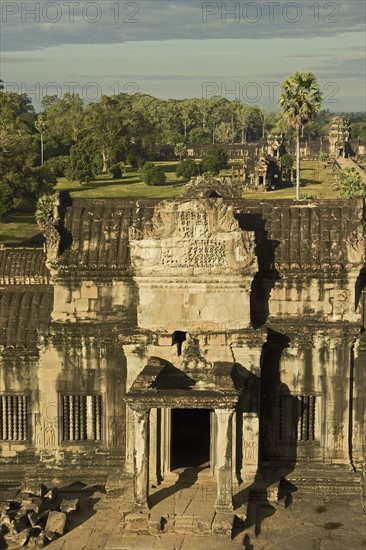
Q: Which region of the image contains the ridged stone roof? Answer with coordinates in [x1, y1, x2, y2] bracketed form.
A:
[56, 198, 365, 272]
[0, 249, 50, 285]
[233, 199, 365, 270]
[0, 288, 53, 349]
[58, 199, 156, 271]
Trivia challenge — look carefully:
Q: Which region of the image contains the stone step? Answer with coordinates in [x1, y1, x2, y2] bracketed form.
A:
[192, 513, 214, 535]
[21, 468, 111, 490]
[173, 513, 194, 533]
[123, 511, 150, 534]
[249, 472, 362, 501]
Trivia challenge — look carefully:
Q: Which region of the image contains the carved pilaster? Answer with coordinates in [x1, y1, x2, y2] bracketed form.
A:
[241, 413, 259, 484]
[130, 405, 150, 511]
[214, 408, 234, 512]
[212, 408, 234, 536]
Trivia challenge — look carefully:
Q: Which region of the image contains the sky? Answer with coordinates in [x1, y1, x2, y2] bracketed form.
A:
[1, 0, 365, 111]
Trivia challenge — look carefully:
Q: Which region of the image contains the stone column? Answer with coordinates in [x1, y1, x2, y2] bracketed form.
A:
[210, 410, 217, 475]
[212, 408, 234, 536]
[131, 406, 150, 511]
[160, 408, 171, 479]
[149, 408, 158, 486]
[214, 408, 234, 511]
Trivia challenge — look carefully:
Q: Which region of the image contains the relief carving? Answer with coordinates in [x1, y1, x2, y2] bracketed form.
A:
[35, 417, 43, 446]
[332, 289, 349, 318]
[34, 417, 57, 449]
[44, 421, 56, 449]
[109, 417, 124, 447]
[129, 199, 256, 273]
[346, 227, 365, 265]
[44, 225, 61, 263]
[243, 440, 257, 460]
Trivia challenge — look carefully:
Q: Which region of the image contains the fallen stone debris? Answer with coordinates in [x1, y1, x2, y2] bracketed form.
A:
[0, 486, 79, 548]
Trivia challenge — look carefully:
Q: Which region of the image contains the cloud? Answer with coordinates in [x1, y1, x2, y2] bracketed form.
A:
[1, 0, 365, 52]
[1, 55, 43, 63]
[286, 54, 329, 58]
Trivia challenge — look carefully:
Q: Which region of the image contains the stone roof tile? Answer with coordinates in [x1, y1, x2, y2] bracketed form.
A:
[0, 250, 50, 285]
[55, 197, 365, 272]
[0, 288, 53, 349]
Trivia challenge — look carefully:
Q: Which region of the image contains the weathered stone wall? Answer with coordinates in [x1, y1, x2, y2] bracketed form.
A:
[0, 197, 364, 488]
[51, 278, 137, 323]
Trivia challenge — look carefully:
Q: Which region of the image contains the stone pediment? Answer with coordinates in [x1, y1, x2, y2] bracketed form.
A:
[184, 175, 243, 199]
[129, 198, 257, 276]
[125, 357, 241, 409]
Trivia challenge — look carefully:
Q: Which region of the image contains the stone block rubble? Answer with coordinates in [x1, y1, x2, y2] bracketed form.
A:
[0, 485, 79, 548]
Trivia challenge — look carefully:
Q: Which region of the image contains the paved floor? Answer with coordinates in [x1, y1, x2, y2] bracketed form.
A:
[1, 469, 365, 550]
[44, 468, 366, 550]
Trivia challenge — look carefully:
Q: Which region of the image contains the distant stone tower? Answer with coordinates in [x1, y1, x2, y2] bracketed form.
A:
[266, 134, 285, 158]
[329, 115, 351, 158]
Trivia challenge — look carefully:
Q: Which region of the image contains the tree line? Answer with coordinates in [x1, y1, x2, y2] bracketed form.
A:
[1, 79, 365, 218]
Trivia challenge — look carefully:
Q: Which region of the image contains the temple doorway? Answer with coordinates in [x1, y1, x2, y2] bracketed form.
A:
[170, 409, 210, 469]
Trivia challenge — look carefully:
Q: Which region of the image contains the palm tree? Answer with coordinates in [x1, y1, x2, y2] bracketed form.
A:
[279, 72, 322, 200]
[35, 115, 47, 166]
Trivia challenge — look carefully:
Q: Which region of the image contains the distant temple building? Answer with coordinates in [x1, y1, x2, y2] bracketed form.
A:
[0, 188, 365, 535]
[157, 121, 365, 166]
[328, 115, 352, 158]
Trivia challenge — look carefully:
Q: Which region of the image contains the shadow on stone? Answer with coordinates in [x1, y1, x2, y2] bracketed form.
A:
[249, 330, 299, 534]
[233, 329, 300, 541]
[243, 533, 254, 550]
[149, 466, 206, 508]
[355, 267, 366, 311]
[234, 211, 280, 329]
[150, 362, 196, 391]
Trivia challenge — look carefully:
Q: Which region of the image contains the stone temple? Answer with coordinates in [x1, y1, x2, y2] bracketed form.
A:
[0, 188, 365, 539]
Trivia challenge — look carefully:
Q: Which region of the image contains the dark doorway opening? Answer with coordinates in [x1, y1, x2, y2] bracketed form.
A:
[208, 190, 222, 198]
[171, 409, 210, 469]
[172, 331, 186, 356]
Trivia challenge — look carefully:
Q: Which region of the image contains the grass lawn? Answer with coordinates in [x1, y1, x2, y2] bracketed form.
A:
[0, 160, 340, 246]
[0, 210, 44, 246]
[243, 160, 339, 200]
[55, 162, 186, 200]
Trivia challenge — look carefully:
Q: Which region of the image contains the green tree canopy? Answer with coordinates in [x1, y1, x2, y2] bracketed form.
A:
[200, 146, 228, 175]
[40, 94, 85, 159]
[280, 153, 294, 181]
[139, 162, 166, 185]
[280, 153, 294, 171]
[188, 127, 211, 144]
[0, 90, 56, 219]
[174, 143, 187, 161]
[65, 141, 96, 184]
[337, 168, 366, 198]
[35, 194, 55, 229]
[214, 122, 236, 144]
[176, 159, 199, 180]
[351, 122, 366, 142]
